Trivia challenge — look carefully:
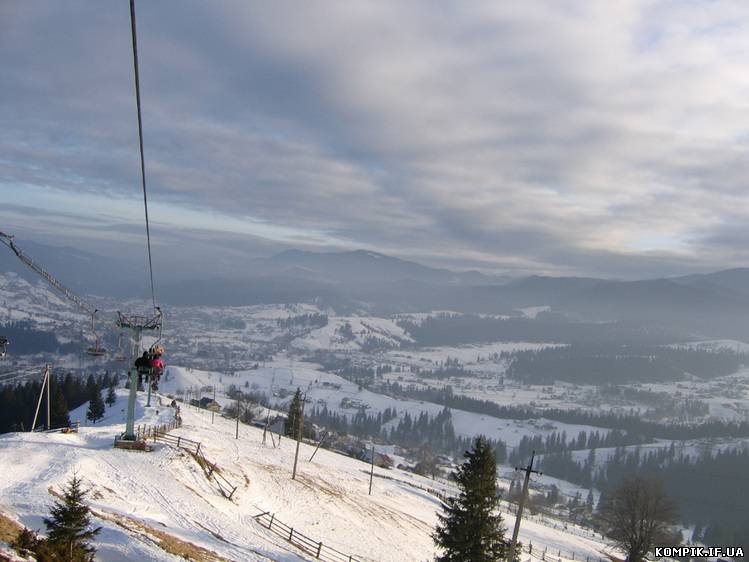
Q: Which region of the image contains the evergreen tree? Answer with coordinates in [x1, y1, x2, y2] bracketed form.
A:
[434, 436, 508, 562]
[284, 388, 304, 440]
[11, 527, 40, 558]
[50, 386, 71, 428]
[86, 384, 105, 424]
[105, 383, 116, 407]
[43, 474, 101, 561]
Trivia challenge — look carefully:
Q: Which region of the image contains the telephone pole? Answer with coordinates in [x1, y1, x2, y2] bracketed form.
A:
[368, 443, 375, 495]
[31, 364, 51, 432]
[508, 450, 541, 561]
[291, 391, 308, 481]
[235, 395, 240, 439]
[46, 364, 50, 430]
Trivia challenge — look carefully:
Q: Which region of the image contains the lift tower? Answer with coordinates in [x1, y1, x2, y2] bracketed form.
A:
[114, 309, 162, 446]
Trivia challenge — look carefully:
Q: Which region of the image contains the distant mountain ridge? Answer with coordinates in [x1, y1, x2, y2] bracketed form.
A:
[252, 249, 500, 286]
[4, 238, 749, 338]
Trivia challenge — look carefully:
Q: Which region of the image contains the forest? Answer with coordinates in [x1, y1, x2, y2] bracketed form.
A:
[0, 321, 77, 355]
[507, 343, 745, 384]
[384, 382, 749, 440]
[397, 313, 683, 346]
[538, 445, 749, 550]
[307, 404, 507, 465]
[0, 372, 115, 433]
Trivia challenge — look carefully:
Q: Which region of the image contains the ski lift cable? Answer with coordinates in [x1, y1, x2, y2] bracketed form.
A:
[129, 0, 157, 309]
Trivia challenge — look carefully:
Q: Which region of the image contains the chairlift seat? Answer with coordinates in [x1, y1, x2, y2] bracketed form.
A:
[86, 346, 107, 357]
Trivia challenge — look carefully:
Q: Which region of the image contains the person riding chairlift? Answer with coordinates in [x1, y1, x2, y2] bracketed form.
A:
[149, 345, 165, 391]
[134, 350, 151, 388]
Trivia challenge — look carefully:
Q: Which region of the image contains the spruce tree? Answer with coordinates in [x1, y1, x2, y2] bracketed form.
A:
[434, 436, 508, 562]
[43, 474, 101, 561]
[284, 388, 304, 440]
[105, 383, 116, 407]
[50, 386, 71, 428]
[86, 384, 105, 424]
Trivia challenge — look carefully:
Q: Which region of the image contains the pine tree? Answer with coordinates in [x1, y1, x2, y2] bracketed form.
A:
[86, 384, 105, 424]
[284, 388, 304, 440]
[105, 383, 116, 407]
[11, 527, 40, 558]
[43, 474, 101, 561]
[434, 436, 508, 562]
[50, 386, 71, 428]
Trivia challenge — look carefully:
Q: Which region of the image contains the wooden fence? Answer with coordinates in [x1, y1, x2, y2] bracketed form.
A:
[139, 422, 239, 500]
[254, 511, 364, 562]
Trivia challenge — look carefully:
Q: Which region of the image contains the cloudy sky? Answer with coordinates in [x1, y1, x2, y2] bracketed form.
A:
[2, 0, 749, 279]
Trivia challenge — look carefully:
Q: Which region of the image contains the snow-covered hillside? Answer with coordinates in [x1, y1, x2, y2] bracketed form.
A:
[0, 272, 86, 329]
[162, 365, 609, 448]
[291, 316, 412, 352]
[0, 388, 616, 562]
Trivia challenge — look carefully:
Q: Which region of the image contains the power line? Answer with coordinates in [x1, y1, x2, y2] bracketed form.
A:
[129, 0, 156, 308]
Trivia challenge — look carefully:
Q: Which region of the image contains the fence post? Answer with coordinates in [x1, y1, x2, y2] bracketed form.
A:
[269, 513, 274, 529]
[316, 541, 322, 558]
[289, 527, 294, 541]
[177, 436, 181, 448]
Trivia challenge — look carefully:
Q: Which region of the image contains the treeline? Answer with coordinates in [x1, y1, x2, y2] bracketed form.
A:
[539, 445, 749, 550]
[397, 313, 681, 346]
[507, 343, 744, 384]
[308, 353, 394, 389]
[0, 372, 115, 433]
[508, 430, 649, 466]
[276, 313, 328, 329]
[383, 382, 749, 440]
[0, 321, 75, 355]
[599, 385, 709, 420]
[307, 404, 507, 463]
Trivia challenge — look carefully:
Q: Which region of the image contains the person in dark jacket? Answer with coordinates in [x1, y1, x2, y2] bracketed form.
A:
[134, 351, 150, 388]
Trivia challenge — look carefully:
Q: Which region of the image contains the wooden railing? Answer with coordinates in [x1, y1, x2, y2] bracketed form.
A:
[139, 421, 239, 500]
[254, 511, 364, 562]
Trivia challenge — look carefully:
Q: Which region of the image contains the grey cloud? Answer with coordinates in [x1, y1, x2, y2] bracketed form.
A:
[2, 1, 749, 278]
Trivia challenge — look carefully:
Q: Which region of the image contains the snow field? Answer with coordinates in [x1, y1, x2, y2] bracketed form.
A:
[0, 382, 616, 562]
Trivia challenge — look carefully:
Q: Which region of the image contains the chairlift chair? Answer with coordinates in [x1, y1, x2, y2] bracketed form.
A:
[85, 311, 107, 357]
[115, 331, 127, 362]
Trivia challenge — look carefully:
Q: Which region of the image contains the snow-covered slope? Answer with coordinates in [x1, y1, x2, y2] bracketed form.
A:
[291, 316, 411, 351]
[0, 387, 615, 562]
[163, 365, 609, 448]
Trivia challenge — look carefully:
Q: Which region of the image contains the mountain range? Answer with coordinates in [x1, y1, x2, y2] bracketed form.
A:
[3, 237, 749, 338]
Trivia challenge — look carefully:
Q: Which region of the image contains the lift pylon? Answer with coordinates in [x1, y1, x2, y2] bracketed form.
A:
[114, 308, 162, 448]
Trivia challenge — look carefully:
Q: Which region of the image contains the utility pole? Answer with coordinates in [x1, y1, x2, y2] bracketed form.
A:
[262, 407, 271, 445]
[264, 374, 276, 446]
[31, 364, 50, 432]
[291, 391, 308, 481]
[308, 430, 329, 463]
[211, 386, 216, 424]
[235, 395, 240, 439]
[509, 450, 541, 561]
[368, 443, 375, 495]
[46, 364, 50, 430]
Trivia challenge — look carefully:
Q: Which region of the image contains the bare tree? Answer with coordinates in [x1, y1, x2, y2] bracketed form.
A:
[599, 477, 679, 562]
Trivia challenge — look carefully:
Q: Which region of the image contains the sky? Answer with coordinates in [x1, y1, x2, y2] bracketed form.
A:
[2, 0, 749, 279]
